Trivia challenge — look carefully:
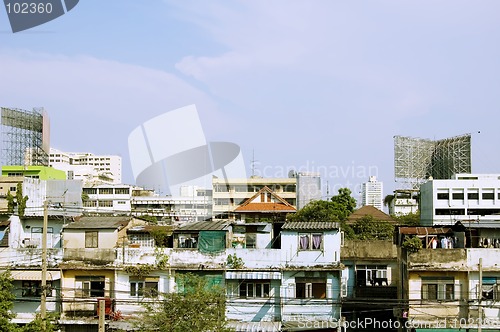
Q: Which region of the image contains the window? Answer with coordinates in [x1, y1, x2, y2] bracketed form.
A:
[356, 265, 388, 286]
[98, 200, 113, 207]
[421, 277, 456, 301]
[83, 188, 97, 195]
[130, 277, 159, 297]
[75, 276, 105, 298]
[85, 231, 98, 248]
[481, 277, 500, 300]
[115, 188, 129, 195]
[83, 200, 97, 207]
[31, 227, 53, 248]
[245, 233, 256, 249]
[295, 278, 326, 299]
[22, 280, 52, 297]
[468, 191, 479, 200]
[239, 281, 270, 298]
[10, 186, 16, 192]
[437, 192, 449, 200]
[299, 233, 323, 250]
[178, 234, 198, 248]
[482, 192, 495, 200]
[99, 188, 113, 195]
[452, 192, 464, 200]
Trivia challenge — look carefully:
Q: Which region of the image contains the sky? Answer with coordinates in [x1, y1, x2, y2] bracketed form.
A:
[1, 1, 499, 203]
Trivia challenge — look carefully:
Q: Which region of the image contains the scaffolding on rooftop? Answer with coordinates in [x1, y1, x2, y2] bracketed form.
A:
[394, 134, 471, 189]
[0, 107, 49, 167]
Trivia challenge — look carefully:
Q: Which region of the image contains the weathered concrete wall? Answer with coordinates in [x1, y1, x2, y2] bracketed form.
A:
[64, 248, 116, 265]
[341, 240, 397, 259]
[408, 248, 467, 270]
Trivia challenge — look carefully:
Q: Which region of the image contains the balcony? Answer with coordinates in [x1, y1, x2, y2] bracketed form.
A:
[63, 248, 116, 266]
[407, 248, 467, 270]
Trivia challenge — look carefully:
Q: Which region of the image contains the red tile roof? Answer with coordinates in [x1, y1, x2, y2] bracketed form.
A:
[235, 202, 296, 213]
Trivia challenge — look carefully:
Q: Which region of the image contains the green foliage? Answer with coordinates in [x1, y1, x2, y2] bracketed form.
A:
[350, 215, 394, 240]
[6, 192, 14, 213]
[140, 215, 159, 224]
[383, 194, 394, 207]
[402, 236, 423, 253]
[125, 264, 155, 278]
[14, 183, 28, 217]
[154, 248, 169, 269]
[288, 200, 341, 223]
[125, 251, 169, 277]
[19, 313, 59, 332]
[150, 228, 171, 247]
[0, 271, 18, 332]
[226, 253, 244, 269]
[392, 211, 421, 226]
[330, 188, 357, 219]
[288, 188, 356, 223]
[137, 273, 232, 332]
[81, 192, 89, 202]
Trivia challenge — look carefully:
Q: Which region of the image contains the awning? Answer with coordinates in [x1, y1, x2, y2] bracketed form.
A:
[227, 321, 281, 332]
[10, 270, 61, 281]
[225, 271, 281, 280]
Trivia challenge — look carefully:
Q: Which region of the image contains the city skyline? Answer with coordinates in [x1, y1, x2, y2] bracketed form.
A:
[1, 1, 499, 201]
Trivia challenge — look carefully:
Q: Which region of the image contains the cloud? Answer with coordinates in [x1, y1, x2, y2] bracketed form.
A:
[0, 49, 219, 183]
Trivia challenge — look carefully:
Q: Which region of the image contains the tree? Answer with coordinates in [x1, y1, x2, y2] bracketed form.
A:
[137, 273, 232, 332]
[0, 271, 19, 332]
[288, 188, 357, 223]
[330, 187, 357, 220]
[351, 215, 394, 240]
[392, 211, 421, 226]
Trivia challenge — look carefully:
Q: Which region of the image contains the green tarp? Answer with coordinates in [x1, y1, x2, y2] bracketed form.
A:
[198, 231, 226, 254]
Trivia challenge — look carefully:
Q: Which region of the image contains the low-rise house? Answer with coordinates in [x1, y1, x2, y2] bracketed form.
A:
[341, 239, 399, 327]
[60, 216, 133, 325]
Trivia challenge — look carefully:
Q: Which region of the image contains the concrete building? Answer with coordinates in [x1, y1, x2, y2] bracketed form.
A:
[395, 224, 500, 331]
[0, 215, 343, 331]
[49, 148, 122, 184]
[361, 176, 383, 210]
[341, 240, 399, 328]
[296, 172, 322, 210]
[388, 189, 419, 216]
[420, 173, 500, 227]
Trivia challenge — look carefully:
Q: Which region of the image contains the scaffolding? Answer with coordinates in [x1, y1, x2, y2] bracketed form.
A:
[0, 107, 49, 166]
[394, 134, 471, 189]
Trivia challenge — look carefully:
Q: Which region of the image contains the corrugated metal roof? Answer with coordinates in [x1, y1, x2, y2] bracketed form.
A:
[176, 220, 229, 232]
[10, 270, 61, 281]
[64, 216, 131, 230]
[227, 321, 281, 332]
[399, 226, 453, 235]
[282, 221, 340, 230]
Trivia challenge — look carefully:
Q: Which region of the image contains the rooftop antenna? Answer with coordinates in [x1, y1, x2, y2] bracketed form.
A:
[251, 149, 258, 177]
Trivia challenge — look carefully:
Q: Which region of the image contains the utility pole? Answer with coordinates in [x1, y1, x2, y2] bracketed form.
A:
[98, 299, 105, 332]
[478, 257, 482, 332]
[40, 199, 48, 332]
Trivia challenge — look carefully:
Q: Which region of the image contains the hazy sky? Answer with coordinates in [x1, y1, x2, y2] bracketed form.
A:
[1, 1, 499, 202]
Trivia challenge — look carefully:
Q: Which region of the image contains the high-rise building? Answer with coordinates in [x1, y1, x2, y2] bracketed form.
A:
[361, 176, 383, 210]
[49, 148, 122, 184]
[296, 172, 322, 209]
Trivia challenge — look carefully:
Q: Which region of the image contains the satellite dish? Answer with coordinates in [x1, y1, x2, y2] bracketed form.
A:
[288, 170, 297, 178]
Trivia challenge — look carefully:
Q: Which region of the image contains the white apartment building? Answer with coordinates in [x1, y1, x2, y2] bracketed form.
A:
[388, 189, 419, 216]
[361, 176, 383, 210]
[49, 148, 122, 184]
[420, 173, 500, 227]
